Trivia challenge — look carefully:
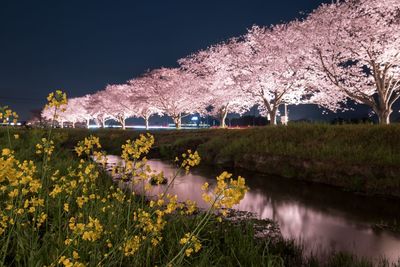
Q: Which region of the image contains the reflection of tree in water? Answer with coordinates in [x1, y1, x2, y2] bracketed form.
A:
[234, 168, 400, 224]
[234, 188, 400, 262]
[106, 156, 400, 262]
[189, 163, 400, 262]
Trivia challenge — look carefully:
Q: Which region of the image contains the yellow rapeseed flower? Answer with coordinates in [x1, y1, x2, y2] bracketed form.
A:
[46, 90, 67, 109]
[124, 235, 141, 256]
[2, 148, 11, 156]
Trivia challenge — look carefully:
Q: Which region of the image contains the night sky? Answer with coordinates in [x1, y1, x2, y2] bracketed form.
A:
[1, 0, 398, 122]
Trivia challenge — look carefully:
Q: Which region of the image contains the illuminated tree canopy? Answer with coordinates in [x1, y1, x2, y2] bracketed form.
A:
[42, 0, 400, 127]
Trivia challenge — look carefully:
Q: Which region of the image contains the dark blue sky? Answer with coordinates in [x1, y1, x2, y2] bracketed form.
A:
[1, 0, 397, 122]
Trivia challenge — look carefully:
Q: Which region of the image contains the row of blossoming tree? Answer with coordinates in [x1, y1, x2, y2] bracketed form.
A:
[42, 0, 400, 128]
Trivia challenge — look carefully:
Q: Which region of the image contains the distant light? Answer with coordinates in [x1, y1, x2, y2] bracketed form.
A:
[1, 122, 21, 126]
[83, 124, 211, 130]
[126, 125, 169, 129]
[191, 116, 199, 121]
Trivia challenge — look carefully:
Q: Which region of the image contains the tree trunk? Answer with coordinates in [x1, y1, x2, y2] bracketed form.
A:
[60, 121, 64, 129]
[262, 96, 278, 126]
[376, 109, 391, 125]
[219, 107, 229, 128]
[269, 109, 277, 126]
[173, 114, 182, 129]
[145, 116, 149, 130]
[72, 122, 76, 128]
[101, 119, 106, 128]
[86, 118, 90, 128]
[120, 118, 126, 130]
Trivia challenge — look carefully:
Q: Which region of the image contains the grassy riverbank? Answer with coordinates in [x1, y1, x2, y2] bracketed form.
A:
[1, 127, 399, 266]
[27, 123, 400, 198]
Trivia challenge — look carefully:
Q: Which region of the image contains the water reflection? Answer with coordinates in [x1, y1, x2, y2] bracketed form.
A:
[106, 155, 400, 262]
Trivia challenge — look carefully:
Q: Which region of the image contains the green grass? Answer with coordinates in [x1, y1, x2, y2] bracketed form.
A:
[26, 124, 400, 166]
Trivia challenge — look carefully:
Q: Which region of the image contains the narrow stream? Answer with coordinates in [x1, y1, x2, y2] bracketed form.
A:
[106, 155, 400, 262]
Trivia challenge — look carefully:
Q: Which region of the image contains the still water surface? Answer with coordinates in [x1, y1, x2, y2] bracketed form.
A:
[107, 155, 400, 262]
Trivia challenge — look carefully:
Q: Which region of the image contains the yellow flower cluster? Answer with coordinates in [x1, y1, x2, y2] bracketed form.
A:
[121, 133, 154, 161]
[0, 150, 42, 195]
[0, 148, 46, 235]
[125, 192, 184, 254]
[182, 199, 197, 215]
[36, 138, 55, 156]
[0, 215, 13, 235]
[149, 171, 166, 185]
[75, 135, 102, 157]
[134, 209, 165, 237]
[33, 212, 48, 228]
[164, 194, 181, 214]
[123, 235, 142, 256]
[48, 161, 99, 201]
[46, 90, 67, 109]
[121, 209, 165, 256]
[177, 150, 201, 174]
[58, 255, 86, 267]
[0, 94, 249, 266]
[0, 106, 18, 124]
[202, 171, 248, 214]
[69, 216, 104, 242]
[111, 188, 126, 203]
[2, 93, 245, 266]
[113, 134, 154, 182]
[179, 233, 202, 257]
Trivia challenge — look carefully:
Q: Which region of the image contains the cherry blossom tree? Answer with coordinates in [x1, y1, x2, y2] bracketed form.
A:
[179, 43, 254, 128]
[42, 101, 79, 128]
[39, 0, 400, 128]
[42, 96, 90, 128]
[125, 78, 162, 129]
[74, 95, 93, 128]
[41, 105, 66, 128]
[100, 84, 137, 130]
[302, 0, 400, 124]
[232, 23, 308, 125]
[137, 68, 206, 129]
[86, 91, 114, 128]
[62, 97, 92, 128]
